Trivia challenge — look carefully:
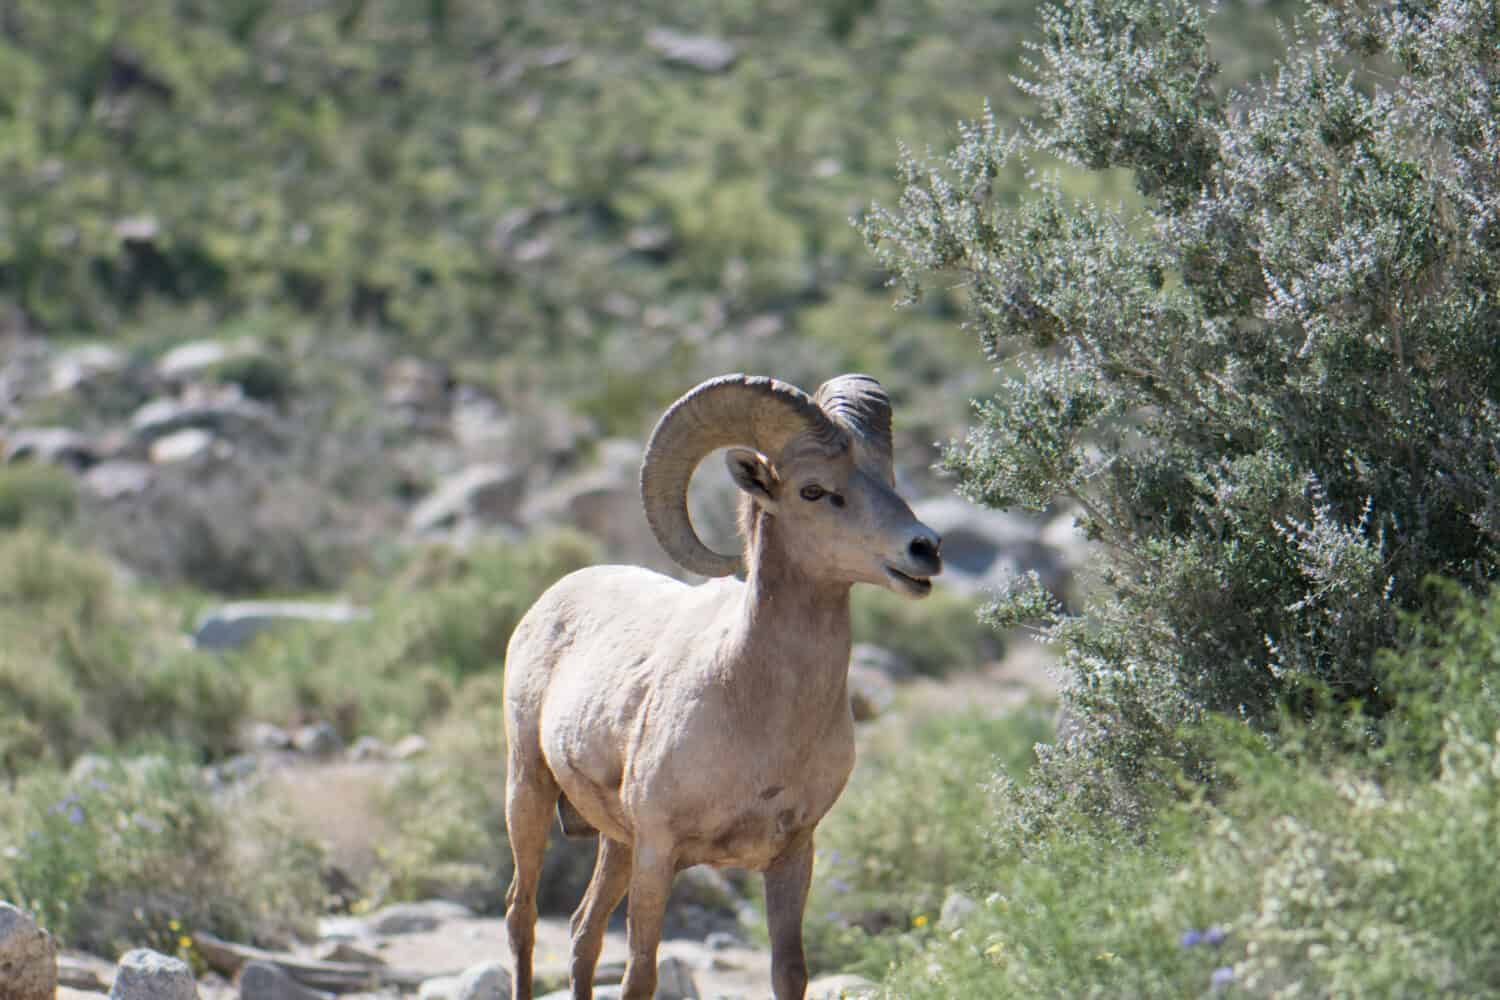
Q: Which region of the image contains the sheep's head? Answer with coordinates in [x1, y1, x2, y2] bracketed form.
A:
[641, 373, 942, 597]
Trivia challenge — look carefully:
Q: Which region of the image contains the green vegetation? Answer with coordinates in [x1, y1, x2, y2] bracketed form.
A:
[866, 0, 1500, 821]
[0, 753, 323, 956]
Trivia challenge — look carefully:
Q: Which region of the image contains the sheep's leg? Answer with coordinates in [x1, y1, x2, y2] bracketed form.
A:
[569, 836, 632, 1000]
[505, 765, 559, 1000]
[763, 835, 815, 1000]
[620, 841, 674, 1000]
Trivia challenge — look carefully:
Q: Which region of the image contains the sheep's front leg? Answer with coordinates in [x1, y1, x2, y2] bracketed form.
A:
[763, 835, 815, 1000]
[621, 841, 675, 1000]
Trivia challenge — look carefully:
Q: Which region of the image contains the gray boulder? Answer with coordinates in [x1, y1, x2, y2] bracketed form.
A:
[129, 392, 273, 446]
[50, 343, 128, 395]
[363, 900, 474, 936]
[646, 29, 738, 73]
[193, 601, 371, 651]
[912, 496, 1069, 598]
[654, 955, 699, 999]
[109, 948, 197, 1000]
[156, 338, 263, 384]
[455, 960, 512, 999]
[149, 427, 216, 464]
[409, 464, 527, 534]
[82, 460, 153, 500]
[0, 902, 57, 1000]
[3, 426, 97, 467]
[237, 960, 332, 1000]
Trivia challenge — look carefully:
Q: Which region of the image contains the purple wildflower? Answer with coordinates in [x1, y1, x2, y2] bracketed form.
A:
[1204, 925, 1227, 946]
[1180, 929, 1203, 948]
[65, 803, 84, 825]
[829, 878, 852, 894]
[1210, 966, 1234, 990]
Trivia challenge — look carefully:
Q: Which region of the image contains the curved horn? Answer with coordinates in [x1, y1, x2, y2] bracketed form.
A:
[815, 374, 894, 484]
[641, 374, 838, 577]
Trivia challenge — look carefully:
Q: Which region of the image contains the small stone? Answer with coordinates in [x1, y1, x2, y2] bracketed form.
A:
[939, 890, 978, 928]
[292, 722, 342, 756]
[645, 28, 738, 73]
[392, 734, 429, 760]
[348, 736, 389, 761]
[703, 931, 741, 951]
[82, 460, 153, 500]
[0, 902, 58, 1000]
[248, 722, 293, 751]
[110, 948, 197, 1000]
[312, 940, 386, 966]
[408, 464, 526, 534]
[50, 344, 128, 394]
[193, 602, 371, 651]
[149, 427, 216, 464]
[454, 959, 511, 999]
[654, 955, 699, 1000]
[3, 427, 97, 467]
[418, 976, 459, 1000]
[363, 900, 474, 936]
[237, 960, 331, 1000]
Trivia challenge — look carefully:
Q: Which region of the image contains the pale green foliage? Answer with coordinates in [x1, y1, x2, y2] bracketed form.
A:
[864, 0, 1500, 814]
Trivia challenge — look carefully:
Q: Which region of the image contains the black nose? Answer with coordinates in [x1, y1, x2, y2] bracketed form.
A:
[908, 534, 942, 570]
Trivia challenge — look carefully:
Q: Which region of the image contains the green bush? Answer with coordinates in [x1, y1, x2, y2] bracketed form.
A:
[0, 532, 247, 770]
[800, 707, 1051, 974]
[0, 463, 78, 531]
[244, 532, 599, 737]
[850, 585, 1000, 676]
[864, 0, 1500, 817]
[0, 754, 323, 955]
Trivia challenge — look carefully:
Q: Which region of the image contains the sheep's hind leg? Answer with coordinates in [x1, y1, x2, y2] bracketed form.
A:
[505, 763, 560, 1000]
[764, 835, 815, 1000]
[620, 840, 675, 1000]
[569, 836, 632, 999]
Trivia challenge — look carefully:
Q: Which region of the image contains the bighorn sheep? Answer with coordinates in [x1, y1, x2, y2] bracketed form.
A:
[502, 374, 942, 1000]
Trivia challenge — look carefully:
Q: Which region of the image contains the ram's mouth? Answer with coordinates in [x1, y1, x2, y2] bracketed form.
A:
[884, 565, 933, 598]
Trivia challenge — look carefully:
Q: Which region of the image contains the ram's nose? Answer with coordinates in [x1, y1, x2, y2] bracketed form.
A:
[907, 528, 943, 576]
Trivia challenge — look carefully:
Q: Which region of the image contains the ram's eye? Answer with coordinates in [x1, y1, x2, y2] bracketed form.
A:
[799, 484, 827, 502]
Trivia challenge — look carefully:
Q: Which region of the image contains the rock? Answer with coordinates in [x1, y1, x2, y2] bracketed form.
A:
[347, 736, 389, 761]
[703, 931, 743, 951]
[654, 955, 699, 999]
[808, 973, 880, 998]
[109, 948, 197, 1000]
[193, 602, 372, 650]
[292, 721, 342, 756]
[646, 28, 738, 73]
[247, 722, 293, 751]
[384, 357, 454, 414]
[0, 902, 58, 1000]
[206, 752, 259, 786]
[314, 916, 371, 943]
[149, 427, 216, 464]
[237, 960, 331, 1000]
[363, 900, 474, 936]
[3, 427, 97, 467]
[50, 344, 128, 394]
[157, 338, 262, 384]
[408, 464, 527, 534]
[454, 960, 512, 999]
[846, 660, 894, 722]
[939, 890, 978, 928]
[311, 941, 385, 966]
[392, 734, 429, 760]
[57, 952, 113, 991]
[129, 392, 273, 446]
[82, 460, 153, 499]
[418, 976, 459, 1000]
[912, 496, 1068, 598]
[520, 439, 661, 568]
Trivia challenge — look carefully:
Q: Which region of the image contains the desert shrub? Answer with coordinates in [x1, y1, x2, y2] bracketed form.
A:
[850, 585, 1000, 676]
[243, 532, 599, 737]
[864, 0, 1500, 818]
[880, 704, 1500, 998]
[0, 754, 323, 955]
[0, 532, 247, 770]
[800, 707, 1051, 974]
[0, 463, 78, 531]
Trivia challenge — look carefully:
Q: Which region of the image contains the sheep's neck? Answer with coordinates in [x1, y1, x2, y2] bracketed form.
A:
[731, 510, 852, 714]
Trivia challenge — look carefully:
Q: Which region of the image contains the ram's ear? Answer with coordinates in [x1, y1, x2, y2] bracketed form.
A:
[725, 447, 781, 513]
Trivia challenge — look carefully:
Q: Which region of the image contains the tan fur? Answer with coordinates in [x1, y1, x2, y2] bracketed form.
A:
[502, 422, 941, 1000]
